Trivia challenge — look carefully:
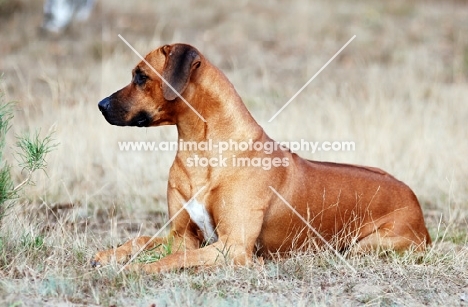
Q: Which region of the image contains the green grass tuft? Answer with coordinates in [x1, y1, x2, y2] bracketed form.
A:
[16, 130, 56, 175]
[0, 79, 56, 220]
[136, 239, 174, 264]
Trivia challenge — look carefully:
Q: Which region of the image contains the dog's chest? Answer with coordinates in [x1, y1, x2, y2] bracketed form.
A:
[185, 200, 218, 244]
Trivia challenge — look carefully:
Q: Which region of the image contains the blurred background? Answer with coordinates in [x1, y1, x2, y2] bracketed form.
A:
[0, 0, 467, 244]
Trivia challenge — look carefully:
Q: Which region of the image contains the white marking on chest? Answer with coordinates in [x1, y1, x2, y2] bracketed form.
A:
[185, 200, 218, 244]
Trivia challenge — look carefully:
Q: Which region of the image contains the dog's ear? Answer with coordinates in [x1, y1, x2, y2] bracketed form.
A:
[161, 44, 201, 101]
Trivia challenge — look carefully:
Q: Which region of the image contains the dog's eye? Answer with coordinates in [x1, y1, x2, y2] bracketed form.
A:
[134, 73, 148, 86]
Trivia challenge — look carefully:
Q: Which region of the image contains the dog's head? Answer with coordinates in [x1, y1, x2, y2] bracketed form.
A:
[98, 44, 202, 127]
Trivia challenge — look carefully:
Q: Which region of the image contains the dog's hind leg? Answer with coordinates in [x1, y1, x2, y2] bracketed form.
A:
[351, 222, 430, 254]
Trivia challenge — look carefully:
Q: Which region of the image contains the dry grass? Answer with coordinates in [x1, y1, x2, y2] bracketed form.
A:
[0, 0, 467, 306]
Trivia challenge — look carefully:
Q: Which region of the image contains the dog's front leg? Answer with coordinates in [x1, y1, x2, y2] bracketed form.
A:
[126, 238, 253, 273]
[91, 235, 191, 268]
[128, 206, 266, 273]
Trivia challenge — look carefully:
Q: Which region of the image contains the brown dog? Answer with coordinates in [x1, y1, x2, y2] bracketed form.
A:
[94, 43, 431, 273]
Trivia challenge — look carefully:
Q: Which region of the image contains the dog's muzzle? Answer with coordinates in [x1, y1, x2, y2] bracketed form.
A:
[98, 97, 151, 127]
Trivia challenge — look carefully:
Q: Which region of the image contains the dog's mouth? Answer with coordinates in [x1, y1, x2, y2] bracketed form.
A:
[129, 111, 152, 127]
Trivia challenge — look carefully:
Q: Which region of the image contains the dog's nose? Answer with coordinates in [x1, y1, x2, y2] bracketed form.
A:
[98, 97, 110, 112]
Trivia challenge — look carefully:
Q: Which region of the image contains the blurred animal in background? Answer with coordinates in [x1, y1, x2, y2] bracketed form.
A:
[42, 0, 95, 33]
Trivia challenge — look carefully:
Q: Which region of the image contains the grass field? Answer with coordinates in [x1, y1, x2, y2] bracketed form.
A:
[0, 0, 467, 306]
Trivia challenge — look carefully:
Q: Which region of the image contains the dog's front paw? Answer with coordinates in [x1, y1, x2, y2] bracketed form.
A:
[90, 251, 108, 268]
[90, 250, 129, 268]
[90, 258, 101, 268]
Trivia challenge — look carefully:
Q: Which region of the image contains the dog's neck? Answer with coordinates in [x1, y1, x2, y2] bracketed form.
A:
[175, 61, 264, 144]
